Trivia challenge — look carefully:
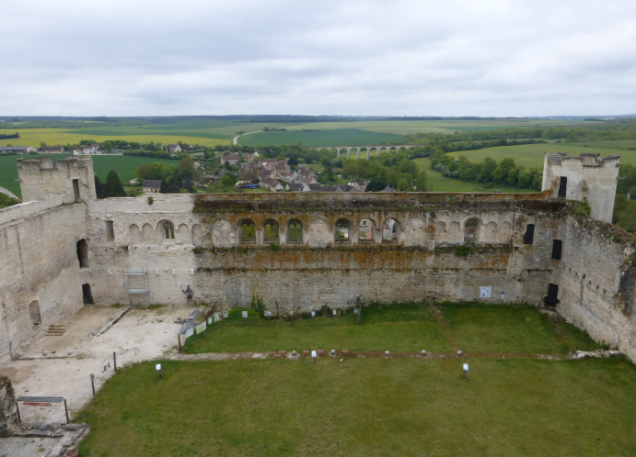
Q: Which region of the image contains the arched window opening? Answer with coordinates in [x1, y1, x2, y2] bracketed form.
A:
[240, 220, 256, 244]
[358, 219, 374, 243]
[263, 219, 280, 244]
[29, 300, 42, 324]
[464, 218, 480, 243]
[77, 239, 89, 268]
[382, 218, 400, 244]
[288, 219, 303, 244]
[164, 223, 175, 240]
[335, 219, 350, 243]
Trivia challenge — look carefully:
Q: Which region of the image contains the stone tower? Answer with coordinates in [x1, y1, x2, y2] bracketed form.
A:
[17, 156, 97, 203]
[541, 153, 620, 223]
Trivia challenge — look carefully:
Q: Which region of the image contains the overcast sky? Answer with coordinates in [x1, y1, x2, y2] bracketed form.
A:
[1, 0, 635, 117]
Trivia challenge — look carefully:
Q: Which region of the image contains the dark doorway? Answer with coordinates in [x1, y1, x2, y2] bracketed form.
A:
[558, 177, 567, 198]
[82, 284, 94, 305]
[77, 239, 89, 268]
[544, 284, 559, 308]
[552, 240, 563, 260]
[523, 224, 535, 245]
[72, 179, 80, 202]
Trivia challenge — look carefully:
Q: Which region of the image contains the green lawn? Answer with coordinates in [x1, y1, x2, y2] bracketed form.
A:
[0, 154, 179, 197]
[446, 143, 632, 169]
[185, 303, 597, 355]
[441, 302, 599, 354]
[239, 128, 404, 147]
[77, 357, 636, 457]
[185, 304, 448, 353]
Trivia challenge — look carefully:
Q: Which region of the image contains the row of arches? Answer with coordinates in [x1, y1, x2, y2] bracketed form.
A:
[435, 219, 512, 244]
[129, 220, 192, 246]
[126, 216, 514, 247]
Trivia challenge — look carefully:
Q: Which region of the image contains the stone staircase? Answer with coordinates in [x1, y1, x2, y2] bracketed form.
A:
[46, 323, 66, 337]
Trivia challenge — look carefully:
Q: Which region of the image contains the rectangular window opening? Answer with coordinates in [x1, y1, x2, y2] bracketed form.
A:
[72, 179, 80, 202]
[558, 177, 567, 198]
[82, 283, 94, 305]
[551, 239, 563, 260]
[523, 224, 535, 245]
[106, 221, 115, 242]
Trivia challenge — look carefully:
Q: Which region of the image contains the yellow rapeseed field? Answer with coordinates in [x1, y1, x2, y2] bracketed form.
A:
[0, 128, 230, 148]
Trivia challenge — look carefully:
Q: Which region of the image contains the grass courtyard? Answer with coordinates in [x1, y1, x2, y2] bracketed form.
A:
[78, 357, 636, 457]
[75, 303, 634, 456]
[183, 302, 598, 355]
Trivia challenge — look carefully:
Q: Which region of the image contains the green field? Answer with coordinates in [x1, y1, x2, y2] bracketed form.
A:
[445, 144, 632, 169]
[77, 303, 635, 457]
[238, 128, 404, 147]
[412, 157, 535, 193]
[560, 139, 636, 151]
[0, 154, 179, 197]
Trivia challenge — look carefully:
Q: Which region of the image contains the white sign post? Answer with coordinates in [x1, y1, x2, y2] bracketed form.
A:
[156, 363, 163, 379]
[289, 310, 294, 326]
[463, 363, 469, 380]
[333, 309, 337, 325]
[242, 310, 248, 326]
[311, 311, 315, 325]
[311, 350, 317, 365]
[265, 311, 271, 325]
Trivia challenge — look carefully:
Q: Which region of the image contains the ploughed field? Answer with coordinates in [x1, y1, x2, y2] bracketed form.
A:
[77, 303, 636, 456]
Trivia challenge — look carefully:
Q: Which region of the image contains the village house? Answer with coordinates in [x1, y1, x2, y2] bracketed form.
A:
[348, 178, 367, 192]
[262, 177, 284, 192]
[142, 180, 162, 193]
[0, 146, 37, 154]
[39, 146, 65, 154]
[220, 154, 240, 166]
[286, 182, 309, 192]
[166, 144, 182, 153]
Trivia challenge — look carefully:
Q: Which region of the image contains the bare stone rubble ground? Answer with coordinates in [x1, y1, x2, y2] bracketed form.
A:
[0, 305, 191, 426]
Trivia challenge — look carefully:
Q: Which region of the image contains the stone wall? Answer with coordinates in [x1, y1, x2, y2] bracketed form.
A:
[555, 215, 636, 361]
[2, 179, 636, 364]
[541, 153, 619, 223]
[17, 156, 97, 204]
[0, 201, 87, 360]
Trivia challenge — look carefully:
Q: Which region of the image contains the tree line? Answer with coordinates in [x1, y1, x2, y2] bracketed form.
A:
[431, 151, 542, 190]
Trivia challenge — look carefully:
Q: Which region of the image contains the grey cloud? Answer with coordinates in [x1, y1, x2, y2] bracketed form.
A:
[1, 0, 635, 116]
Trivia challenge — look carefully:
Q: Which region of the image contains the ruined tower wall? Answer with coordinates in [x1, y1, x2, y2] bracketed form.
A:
[554, 216, 636, 361]
[17, 156, 97, 204]
[0, 200, 87, 361]
[541, 153, 619, 223]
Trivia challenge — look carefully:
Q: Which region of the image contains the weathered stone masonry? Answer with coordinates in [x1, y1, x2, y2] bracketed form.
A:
[1, 154, 635, 364]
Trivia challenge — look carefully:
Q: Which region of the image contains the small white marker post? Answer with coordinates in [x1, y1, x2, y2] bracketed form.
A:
[156, 363, 163, 379]
[311, 311, 315, 326]
[265, 311, 271, 326]
[242, 310, 248, 326]
[333, 309, 337, 325]
[463, 363, 469, 380]
[289, 310, 294, 326]
[311, 350, 317, 366]
[354, 307, 360, 325]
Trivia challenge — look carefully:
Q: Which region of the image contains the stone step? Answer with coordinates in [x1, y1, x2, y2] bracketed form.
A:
[46, 324, 66, 336]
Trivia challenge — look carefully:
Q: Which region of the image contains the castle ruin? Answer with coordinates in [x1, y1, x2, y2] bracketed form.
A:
[1, 153, 635, 363]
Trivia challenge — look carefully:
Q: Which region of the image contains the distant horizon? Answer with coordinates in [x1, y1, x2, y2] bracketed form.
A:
[1, 114, 635, 121]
